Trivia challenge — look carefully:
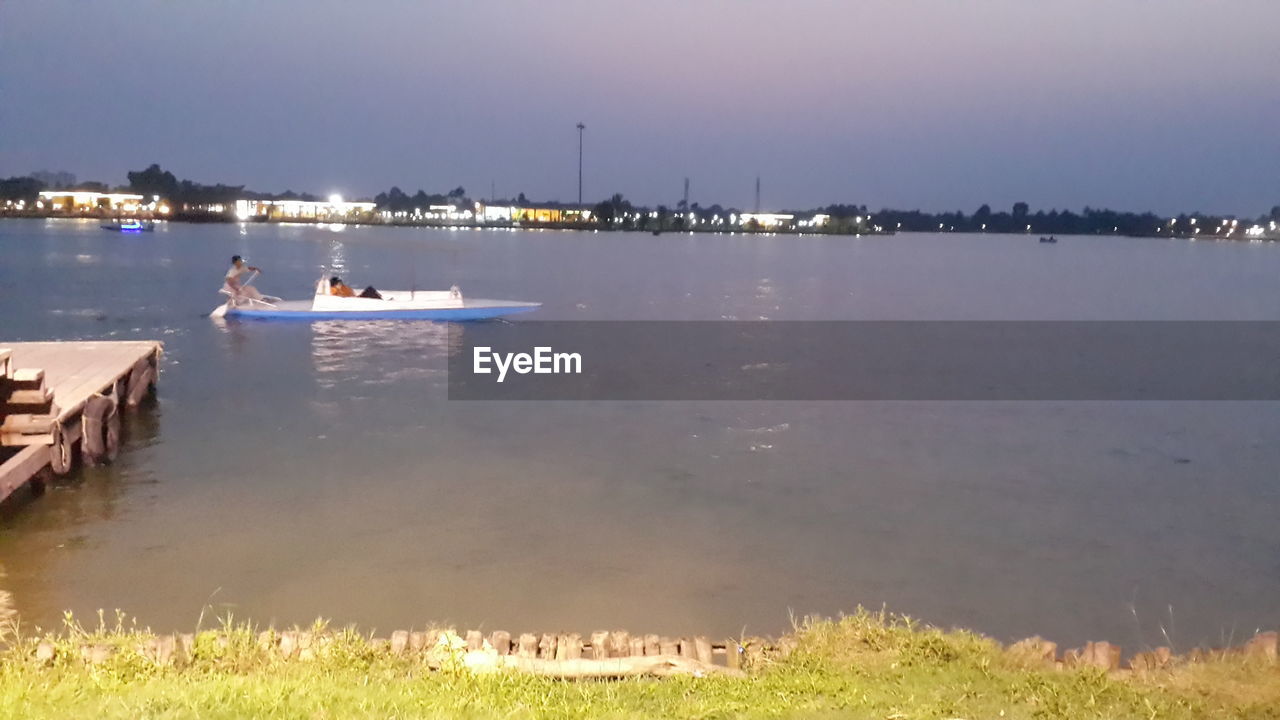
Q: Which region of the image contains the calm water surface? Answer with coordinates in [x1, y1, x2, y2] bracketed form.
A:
[1, 218, 1277, 648]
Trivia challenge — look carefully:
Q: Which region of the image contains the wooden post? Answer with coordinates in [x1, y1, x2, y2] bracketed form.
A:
[590, 631, 610, 660]
[553, 634, 574, 660]
[390, 630, 409, 655]
[678, 638, 697, 659]
[1009, 637, 1057, 665]
[1077, 641, 1120, 670]
[297, 632, 315, 661]
[725, 639, 741, 670]
[1244, 632, 1278, 662]
[489, 631, 511, 656]
[562, 633, 583, 660]
[538, 634, 557, 659]
[644, 634, 661, 656]
[409, 632, 427, 652]
[179, 633, 195, 663]
[629, 636, 645, 657]
[659, 637, 678, 656]
[35, 641, 55, 664]
[466, 630, 484, 652]
[694, 637, 713, 665]
[517, 633, 538, 658]
[279, 631, 298, 659]
[609, 631, 631, 659]
[257, 631, 276, 652]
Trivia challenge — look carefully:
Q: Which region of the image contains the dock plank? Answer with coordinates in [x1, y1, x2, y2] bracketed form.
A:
[0, 341, 161, 504]
[6, 342, 159, 421]
[0, 444, 49, 500]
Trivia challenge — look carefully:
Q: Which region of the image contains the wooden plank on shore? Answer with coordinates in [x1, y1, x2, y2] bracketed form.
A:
[468, 654, 742, 679]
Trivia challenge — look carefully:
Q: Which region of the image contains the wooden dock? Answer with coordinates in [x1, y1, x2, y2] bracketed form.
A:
[0, 340, 162, 505]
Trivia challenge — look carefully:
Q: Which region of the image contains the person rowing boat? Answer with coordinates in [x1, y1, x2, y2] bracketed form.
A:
[225, 255, 266, 302]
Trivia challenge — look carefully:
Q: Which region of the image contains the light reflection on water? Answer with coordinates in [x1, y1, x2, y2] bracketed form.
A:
[310, 319, 454, 389]
[0, 218, 1277, 648]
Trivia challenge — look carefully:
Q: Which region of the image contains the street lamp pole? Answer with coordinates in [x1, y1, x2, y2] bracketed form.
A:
[576, 122, 586, 205]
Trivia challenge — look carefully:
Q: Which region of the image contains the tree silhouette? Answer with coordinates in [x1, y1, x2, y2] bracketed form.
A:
[127, 164, 178, 198]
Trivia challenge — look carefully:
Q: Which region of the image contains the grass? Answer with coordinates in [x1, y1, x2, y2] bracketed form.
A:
[0, 609, 1276, 719]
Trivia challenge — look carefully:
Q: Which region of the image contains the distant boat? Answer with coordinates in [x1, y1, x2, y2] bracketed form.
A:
[101, 219, 155, 233]
[1039, 236, 1057, 243]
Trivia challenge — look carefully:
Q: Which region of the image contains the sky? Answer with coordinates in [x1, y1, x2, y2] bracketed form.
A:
[2, 0, 1278, 215]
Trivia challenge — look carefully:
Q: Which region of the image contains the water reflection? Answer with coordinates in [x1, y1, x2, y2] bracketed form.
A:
[326, 237, 346, 274]
[310, 319, 458, 390]
[209, 315, 253, 357]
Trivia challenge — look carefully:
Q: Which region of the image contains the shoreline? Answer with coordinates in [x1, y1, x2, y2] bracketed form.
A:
[2, 608, 1276, 718]
[5, 212, 1280, 242]
[0, 211, 892, 237]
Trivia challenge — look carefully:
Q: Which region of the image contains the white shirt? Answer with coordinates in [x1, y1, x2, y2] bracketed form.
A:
[226, 264, 251, 283]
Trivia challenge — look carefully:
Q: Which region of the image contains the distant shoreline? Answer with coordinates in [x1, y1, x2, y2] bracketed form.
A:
[0, 211, 894, 237]
[6, 212, 1280, 242]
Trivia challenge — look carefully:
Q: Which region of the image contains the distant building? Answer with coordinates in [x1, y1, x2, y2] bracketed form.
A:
[737, 212, 795, 230]
[471, 202, 592, 224]
[482, 204, 513, 222]
[38, 190, 148, 213]
[235, 198, 376, 221]
[511, 204, 592, 224]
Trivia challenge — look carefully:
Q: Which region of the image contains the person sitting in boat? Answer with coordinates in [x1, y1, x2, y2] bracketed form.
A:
[225, 256, 265, 301]
[329, 277, 383, 300]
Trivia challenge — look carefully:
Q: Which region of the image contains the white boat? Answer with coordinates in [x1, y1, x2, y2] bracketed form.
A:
[211, 277, 540, 321]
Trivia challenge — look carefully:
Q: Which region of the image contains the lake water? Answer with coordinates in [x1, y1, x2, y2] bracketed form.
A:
[1, 217, 1278, 649]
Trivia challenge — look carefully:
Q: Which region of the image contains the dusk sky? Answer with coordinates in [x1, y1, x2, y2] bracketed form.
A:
[2, 0, 1277, 215]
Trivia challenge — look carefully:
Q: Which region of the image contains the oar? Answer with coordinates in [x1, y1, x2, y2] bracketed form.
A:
[241, 270, 282, 303]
